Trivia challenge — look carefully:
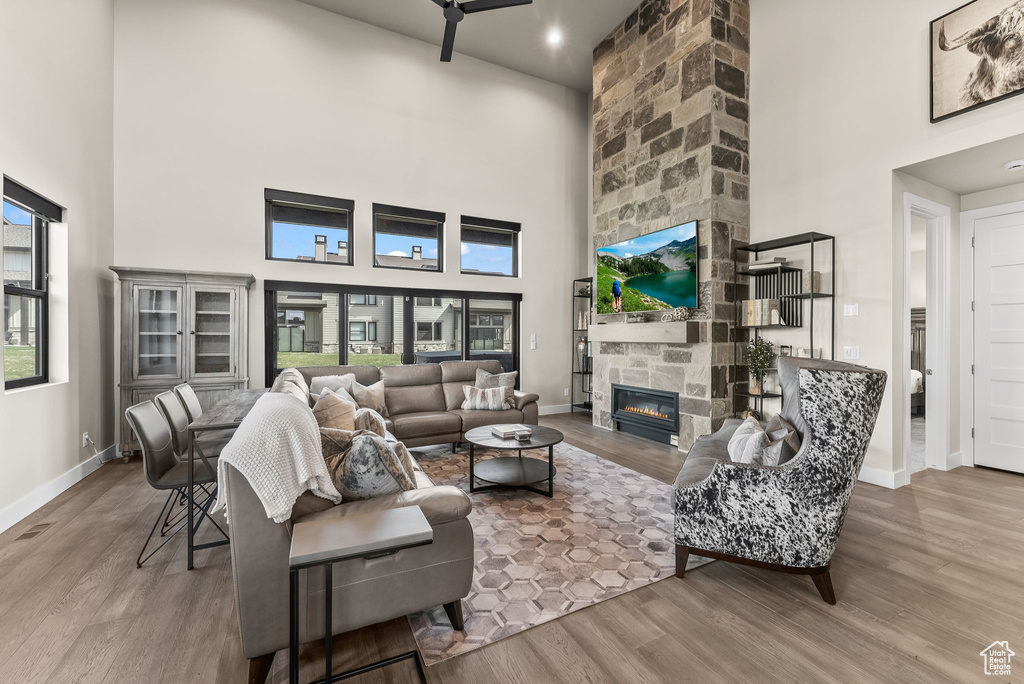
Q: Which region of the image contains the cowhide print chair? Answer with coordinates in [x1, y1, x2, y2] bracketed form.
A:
[673, 357, 887, 603]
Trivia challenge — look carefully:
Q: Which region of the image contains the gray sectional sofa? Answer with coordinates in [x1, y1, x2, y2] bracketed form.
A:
[294, 359, 540, 447]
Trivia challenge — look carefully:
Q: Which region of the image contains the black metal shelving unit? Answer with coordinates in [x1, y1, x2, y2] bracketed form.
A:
[733, 232, 836, 417]
[570, 276, 593, 414]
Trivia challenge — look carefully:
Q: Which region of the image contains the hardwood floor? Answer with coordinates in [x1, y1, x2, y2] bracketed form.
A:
[1, 412, 1021, 683]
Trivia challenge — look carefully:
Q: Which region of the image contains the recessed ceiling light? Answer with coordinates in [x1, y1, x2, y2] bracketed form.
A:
[547, 27, 563, 46]
[1005, 159, 1024, 171]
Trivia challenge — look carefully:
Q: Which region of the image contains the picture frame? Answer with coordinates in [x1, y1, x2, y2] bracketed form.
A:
[930, 0, 1024, 123]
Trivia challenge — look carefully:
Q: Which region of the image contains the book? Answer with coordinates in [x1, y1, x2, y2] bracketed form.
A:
[492, 424, 532, 439]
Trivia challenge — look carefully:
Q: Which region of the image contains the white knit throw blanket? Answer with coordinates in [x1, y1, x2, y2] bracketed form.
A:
[213, 392, 341, 524]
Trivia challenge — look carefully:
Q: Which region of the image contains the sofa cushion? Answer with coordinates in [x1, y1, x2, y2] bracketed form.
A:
[475, 368, 517, 409]
[439, 359, 502, 383]
[461, 386, 510, 411]
[674, 439, 731, 488]
[295, 481, 472, 528]
[351, 380, 389, 417]
[380, 364, 446, 415]
[297, 365, 379, 389]
[320, 428, 417, 501]
[380, 363, 442, 387]
[391, 411, 463, 439]
[312, 391, 357, 431]
[452, 408, 525, 432]
[309, 374, 356, 401]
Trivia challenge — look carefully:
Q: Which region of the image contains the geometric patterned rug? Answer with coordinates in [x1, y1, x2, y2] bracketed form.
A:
[406, 441, 712, 665]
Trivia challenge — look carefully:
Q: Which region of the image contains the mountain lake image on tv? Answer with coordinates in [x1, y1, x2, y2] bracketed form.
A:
[596, 221, 697, 314]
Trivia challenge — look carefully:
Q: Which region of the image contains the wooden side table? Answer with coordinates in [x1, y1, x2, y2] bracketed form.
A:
[288, 506, 433, 684]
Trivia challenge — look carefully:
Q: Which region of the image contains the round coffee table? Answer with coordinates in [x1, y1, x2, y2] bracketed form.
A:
[463, 425, 564, 498]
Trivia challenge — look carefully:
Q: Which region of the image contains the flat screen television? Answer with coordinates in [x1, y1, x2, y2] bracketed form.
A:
[596, 221, 697, 315]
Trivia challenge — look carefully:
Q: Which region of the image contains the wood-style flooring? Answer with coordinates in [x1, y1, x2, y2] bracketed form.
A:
[1, 412, 1022, 683]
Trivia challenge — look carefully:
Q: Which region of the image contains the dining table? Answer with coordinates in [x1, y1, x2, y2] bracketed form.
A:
[186, 387, 268, 570]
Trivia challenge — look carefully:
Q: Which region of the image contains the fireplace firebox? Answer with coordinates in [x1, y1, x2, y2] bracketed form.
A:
[610, 384, 680, 445]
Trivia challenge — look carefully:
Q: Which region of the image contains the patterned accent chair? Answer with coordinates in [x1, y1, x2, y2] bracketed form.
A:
[673, 357, 887, 603]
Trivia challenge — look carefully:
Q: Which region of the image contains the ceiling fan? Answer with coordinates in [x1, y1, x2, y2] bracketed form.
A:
[429, 0, 534, 62]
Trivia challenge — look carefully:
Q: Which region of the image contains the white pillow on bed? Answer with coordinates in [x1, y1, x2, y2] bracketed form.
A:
[910, 369, 924, 394]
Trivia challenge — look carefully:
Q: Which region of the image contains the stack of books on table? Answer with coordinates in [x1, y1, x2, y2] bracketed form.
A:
[492, 424, 533, 441]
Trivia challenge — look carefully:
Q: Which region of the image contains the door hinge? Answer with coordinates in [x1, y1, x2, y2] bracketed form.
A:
[972, 301, 975, 312]
[972, 236, 975, 248]
[971, 364, 975, 374]
[972, 427, 975, 439]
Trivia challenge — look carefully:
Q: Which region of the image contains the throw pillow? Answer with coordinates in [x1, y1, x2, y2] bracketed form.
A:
[351, 379, 388, 417]
[354, 407, 387, 438]
[312, 390, 357, 431]
[320, 428, 416, 500]
[475, 368, 517, 409]
[309, 373, 356, 399]
[271, 368, 310, 405]
[462, 385, 510, 411]
[727, 416, 770, 465]
[764, 414, 802, 465]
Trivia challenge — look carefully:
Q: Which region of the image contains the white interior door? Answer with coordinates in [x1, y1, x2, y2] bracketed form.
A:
[975, 210, 1024, 473]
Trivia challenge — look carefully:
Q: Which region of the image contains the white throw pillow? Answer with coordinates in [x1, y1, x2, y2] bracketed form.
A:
[462, 386, 510, 411]
[727, 416, 770, 465]
[475, 368, 517, 409]
[309, 373, 356, 399]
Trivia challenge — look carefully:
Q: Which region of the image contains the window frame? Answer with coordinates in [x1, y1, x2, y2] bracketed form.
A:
[372, 203, 445, 273]
[460, 215, 520, 278]
[264, 281, 521, 387]
[265, 188, 355, 267]
[4, 178, 58, 390]
[349, 321, 367, 342]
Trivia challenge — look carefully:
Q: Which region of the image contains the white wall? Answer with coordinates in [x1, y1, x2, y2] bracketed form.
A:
[112, 0, 590, 410]
[750, 0, 1024, 482]
[0, 0, 115, 525]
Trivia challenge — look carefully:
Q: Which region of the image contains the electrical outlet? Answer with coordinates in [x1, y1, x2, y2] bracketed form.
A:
[843, 346, 860, 360]
[82, 432, 90, 448]
[530, 333, 537, 350]
[843, 303, 859, 316]
[563, 387, 569, 397]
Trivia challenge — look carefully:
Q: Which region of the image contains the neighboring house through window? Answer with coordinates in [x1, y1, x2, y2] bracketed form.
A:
[461, 215, 520, 277]
[266, 189, 354, 266]
[373, 203, 444, 272]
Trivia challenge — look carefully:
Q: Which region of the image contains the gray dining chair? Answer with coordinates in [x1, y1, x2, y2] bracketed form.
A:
[173, 383, 205, 423]
[125, 400, 224, 568]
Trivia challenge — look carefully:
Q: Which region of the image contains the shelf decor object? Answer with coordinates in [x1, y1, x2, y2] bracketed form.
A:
[571, 276, 594, 414]
[733, 232, 836, 416]
[111, 266, 255, 457]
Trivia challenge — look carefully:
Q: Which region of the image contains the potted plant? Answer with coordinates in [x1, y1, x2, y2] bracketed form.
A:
[747, 338, 774, 395]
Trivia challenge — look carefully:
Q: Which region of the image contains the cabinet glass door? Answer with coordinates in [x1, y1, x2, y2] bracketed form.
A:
[190, 287, 234, 377]
[135, 286, 183, 379]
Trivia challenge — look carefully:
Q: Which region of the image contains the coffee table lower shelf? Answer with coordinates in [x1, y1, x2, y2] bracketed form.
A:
[469, 449, 556, 497]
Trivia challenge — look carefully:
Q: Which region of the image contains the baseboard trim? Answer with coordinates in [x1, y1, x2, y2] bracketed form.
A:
[0, 451, 106, 535]
[539, 404, 572, 416]
[858, 466, 908, 489]
[947, 451, 963, 470]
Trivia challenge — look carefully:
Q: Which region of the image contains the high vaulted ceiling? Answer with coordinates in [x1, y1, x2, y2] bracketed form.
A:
[297, 0, 641, 92]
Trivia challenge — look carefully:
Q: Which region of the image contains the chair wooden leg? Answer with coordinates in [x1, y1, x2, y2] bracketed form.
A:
[247, 653, 275, 684]
[443, 599, 465, 630]
[675, 544, 690, 578]
[810, 569, 836, 604]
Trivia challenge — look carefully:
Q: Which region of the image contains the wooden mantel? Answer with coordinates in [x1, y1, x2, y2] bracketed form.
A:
[587, 320, 700, 344]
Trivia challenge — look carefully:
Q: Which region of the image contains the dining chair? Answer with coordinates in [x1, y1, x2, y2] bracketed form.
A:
[126, 400, 224, 568]
[173, 383, 205, 423]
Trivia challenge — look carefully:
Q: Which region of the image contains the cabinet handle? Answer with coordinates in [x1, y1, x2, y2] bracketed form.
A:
[190, 331, 195, 335]
[177, 331, 182, 335]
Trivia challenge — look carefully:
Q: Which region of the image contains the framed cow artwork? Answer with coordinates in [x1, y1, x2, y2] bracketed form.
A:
[930, 0, 1024, 122]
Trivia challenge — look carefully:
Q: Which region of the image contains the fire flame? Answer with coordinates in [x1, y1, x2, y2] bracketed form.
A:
[621, 404, 670, 420]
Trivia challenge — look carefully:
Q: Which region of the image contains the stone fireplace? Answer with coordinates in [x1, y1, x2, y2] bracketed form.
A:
[591, 0, 751, 450]
[611, 383, 680, 445]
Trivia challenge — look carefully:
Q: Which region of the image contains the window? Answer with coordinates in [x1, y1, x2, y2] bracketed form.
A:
[266, 189, 354, 266]
[461, 216, 519, 277]
[274, 291, 340, 368]
[265, 284, 518, 385]
[4, 178, 59, 389]
[373, 203, 444, 272]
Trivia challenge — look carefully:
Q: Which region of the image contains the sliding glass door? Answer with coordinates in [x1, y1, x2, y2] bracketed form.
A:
[264, 282, 520, 385]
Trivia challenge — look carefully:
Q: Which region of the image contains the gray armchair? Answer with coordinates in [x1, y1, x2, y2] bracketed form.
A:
[673, 357, 887, 603]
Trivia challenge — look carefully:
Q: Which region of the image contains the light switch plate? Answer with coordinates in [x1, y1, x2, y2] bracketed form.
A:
[843, 303, 859, 316]
[530, 333, 537, 350]
[843, 346, 860, 360]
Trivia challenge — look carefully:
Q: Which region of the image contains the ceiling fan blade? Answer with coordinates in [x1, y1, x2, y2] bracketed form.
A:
[461, 0, 532, 14]
[429, 0, 447, 7]
[440, 20, 457, 62]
